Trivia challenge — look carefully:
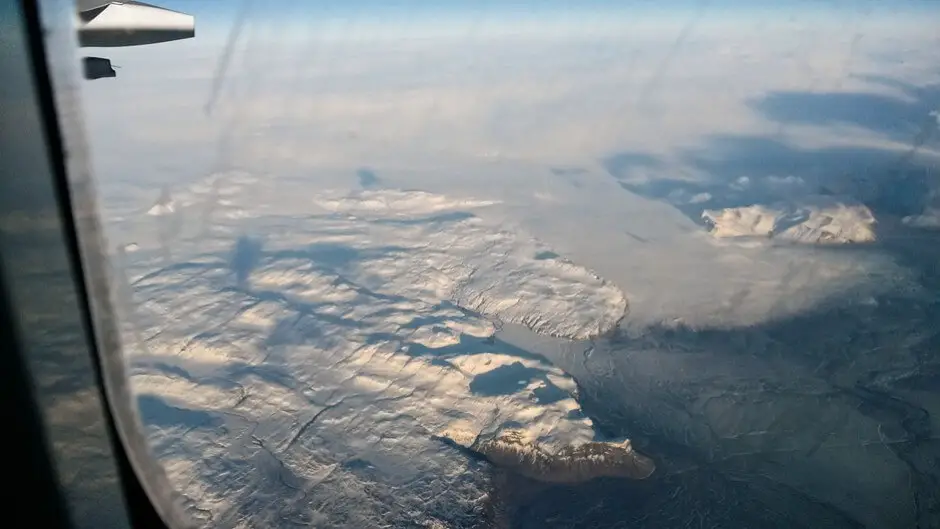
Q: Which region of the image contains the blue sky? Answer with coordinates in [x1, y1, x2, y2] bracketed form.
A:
[150, 0, 939, 43]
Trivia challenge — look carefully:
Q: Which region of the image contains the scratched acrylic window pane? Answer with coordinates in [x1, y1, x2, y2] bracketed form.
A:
[78, 1, 940, 527]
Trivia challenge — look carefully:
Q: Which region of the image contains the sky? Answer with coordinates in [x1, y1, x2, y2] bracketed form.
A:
[189, 0, 939, 49]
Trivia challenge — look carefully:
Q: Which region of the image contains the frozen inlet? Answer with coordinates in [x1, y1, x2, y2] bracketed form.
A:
[77, 1, 194, 47]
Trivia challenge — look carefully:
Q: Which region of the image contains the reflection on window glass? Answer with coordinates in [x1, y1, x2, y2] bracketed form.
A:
[78, 1, 939, 527]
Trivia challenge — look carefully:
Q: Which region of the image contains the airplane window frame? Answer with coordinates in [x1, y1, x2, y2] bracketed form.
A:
[0, 1, 183, 528]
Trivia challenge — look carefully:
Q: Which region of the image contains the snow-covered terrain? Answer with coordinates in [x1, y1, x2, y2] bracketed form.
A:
[77, 5, 940, 526]
[702, 197, 877, 243]
[114, 177, 645, 527]
[147, 188, 175, 216]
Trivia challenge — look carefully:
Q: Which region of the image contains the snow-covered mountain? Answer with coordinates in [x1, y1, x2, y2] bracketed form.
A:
[114, 178, 644, 527]
[702, 197, 877, 244]
[146, 186, 180, 217]
[453, 430, 654, 483]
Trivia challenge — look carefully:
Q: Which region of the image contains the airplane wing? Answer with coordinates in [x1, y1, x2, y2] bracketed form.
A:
[77, 1, 195, 48]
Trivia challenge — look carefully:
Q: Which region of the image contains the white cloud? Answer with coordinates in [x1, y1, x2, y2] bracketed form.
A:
[903, 208, 940, 229]
[81, 14, 940, 174]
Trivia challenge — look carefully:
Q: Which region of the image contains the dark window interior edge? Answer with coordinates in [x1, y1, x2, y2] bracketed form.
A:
[2, 1, 175, 528]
